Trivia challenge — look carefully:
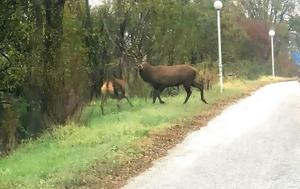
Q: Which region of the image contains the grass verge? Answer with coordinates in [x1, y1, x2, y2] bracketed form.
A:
[0, 76, 289, 189]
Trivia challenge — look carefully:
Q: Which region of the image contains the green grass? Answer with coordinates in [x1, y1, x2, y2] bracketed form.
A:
[0, 77, 281, 188]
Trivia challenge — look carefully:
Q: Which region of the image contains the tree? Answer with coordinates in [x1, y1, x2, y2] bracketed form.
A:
[0, 0, 34, 154]
[237, 0, 297, 23]
[289, 15, 300, 51]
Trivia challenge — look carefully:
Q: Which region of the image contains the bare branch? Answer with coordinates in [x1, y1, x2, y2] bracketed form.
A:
[0, 48, 14, 73]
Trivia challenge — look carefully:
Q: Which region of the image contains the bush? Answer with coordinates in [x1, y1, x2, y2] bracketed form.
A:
[226, 60, 269, 80]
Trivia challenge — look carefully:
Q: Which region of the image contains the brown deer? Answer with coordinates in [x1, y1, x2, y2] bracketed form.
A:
[100, 78, 133, 115]
[137, 62, 207, 104]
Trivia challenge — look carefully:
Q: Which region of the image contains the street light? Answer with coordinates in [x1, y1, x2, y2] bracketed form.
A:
[269, 29, 275, 78]
[214, 0, 223, 93]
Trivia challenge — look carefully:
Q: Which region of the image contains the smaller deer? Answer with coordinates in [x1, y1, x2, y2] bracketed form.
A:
[100, 78, 133, 115]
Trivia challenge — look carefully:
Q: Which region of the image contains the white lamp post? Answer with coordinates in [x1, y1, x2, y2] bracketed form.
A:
[214, 0, 223, 93]
[269, 29, 275, 78]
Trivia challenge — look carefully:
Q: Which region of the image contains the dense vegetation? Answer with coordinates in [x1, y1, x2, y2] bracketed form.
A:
[0, 77, 284, 188]
[0, 0, 299, 155]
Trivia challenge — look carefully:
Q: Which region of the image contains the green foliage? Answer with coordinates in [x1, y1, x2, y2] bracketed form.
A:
[0, 78, 266, 188]
[230, 60, 269, 79]
[0, 0, 298, 156]
[0, 0, 32, 93]
[289, 16, 300, 51]
[238, 0, 297, 24]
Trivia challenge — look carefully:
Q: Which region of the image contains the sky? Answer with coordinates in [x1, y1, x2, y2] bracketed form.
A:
[89, 0, 103, 7]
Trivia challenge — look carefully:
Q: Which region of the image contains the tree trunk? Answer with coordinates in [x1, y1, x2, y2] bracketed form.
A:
[41, 0, 65, 124]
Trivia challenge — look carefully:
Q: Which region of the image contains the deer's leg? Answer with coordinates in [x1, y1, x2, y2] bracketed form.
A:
[125, 96, 133, 107]
[149, 90, 154, 98]
[118, 89, 133, 107]
[192, 81, 208, 104]
[116, 99, 121, 111]
[158, 88, 165, 104]
[183, 84, 192, 104]
[206, 79, 210, 90]
[100, 95, 107, 115]
[152, 89, 159, 104]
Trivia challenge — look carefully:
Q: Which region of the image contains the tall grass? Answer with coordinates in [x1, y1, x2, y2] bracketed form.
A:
[0, 77, 277, 188]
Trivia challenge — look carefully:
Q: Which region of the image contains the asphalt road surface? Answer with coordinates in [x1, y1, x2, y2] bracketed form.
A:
[123, 81, 300, 189]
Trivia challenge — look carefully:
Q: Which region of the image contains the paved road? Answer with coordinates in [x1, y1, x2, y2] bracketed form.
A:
[123, 81, 300, 189]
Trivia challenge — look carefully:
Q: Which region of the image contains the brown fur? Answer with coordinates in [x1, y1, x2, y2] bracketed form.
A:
[100, 78, 133, 115]
[137, 63, 208, 104]
[101, 81, 114, 94]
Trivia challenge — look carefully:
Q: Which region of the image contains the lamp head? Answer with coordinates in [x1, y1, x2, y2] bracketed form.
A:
[269, 29, 275, 37]
[214, 0, 223, 10]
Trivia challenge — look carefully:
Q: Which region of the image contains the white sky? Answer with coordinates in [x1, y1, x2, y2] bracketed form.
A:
[89, 0, 103, 7]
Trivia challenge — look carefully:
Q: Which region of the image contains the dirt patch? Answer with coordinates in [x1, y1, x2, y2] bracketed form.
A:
[72, 81, 279, 189]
